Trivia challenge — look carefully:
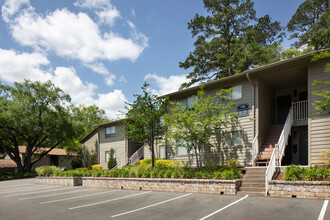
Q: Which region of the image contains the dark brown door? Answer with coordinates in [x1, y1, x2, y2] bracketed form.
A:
[277, 95, 291, 124]
[299, 133, 308, 165]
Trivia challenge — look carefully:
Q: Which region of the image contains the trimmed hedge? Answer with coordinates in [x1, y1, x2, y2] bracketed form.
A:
[283, 165, 330, 181]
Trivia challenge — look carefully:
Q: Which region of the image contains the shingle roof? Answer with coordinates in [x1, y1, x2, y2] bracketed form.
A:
[0, 159, 17, 168]
[18, 146, 77, 156]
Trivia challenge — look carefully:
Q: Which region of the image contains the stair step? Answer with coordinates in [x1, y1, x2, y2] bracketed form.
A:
[237, 191, 265, 195]
[239, 187, 265, 192]
[243, 175, 265, 180]
[241, 183, 265, 188]
[241, 179, 265, 184]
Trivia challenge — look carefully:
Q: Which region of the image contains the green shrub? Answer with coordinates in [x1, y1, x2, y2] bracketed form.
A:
[107, 148, 117, 170]
[283, 165, 303, 181]
[221, 169, 235, 180]
[157, 169, 166, 178]
[71, 157, 82, 169]
[35, 166, 61, 176]
[202, 171, 210, 179]
[129, 169, 136, 178]
[195, 171, 202, 179]
[213, 171, 222, 179]
[75, 168, 88, 172]
[137, 170, 144, 178]
[225, 158, 240, 169]
[164, 169, 173, 178]
[150, 168, 159, 178]
[318, 167, 330, 180]
[142, 169, 151, 178]
[88, 151, 97, 170]
[171, 170, 180, 178]
[302, 166, 318, 181]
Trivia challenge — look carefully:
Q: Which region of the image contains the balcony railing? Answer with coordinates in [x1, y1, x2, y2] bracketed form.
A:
[292, 100, 308, 121]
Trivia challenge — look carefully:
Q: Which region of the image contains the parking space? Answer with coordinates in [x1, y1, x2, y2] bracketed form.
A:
[0, 178, 328, 220]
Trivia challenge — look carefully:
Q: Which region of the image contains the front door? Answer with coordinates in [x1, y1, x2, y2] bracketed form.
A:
[299, 133, 308, 165]
[277, 95, 291, 124]
[50, 155, 59, 166]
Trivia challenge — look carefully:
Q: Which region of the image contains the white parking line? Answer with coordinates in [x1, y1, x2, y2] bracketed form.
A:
[4, 187, 72, 197]
[199, 195, 249, 220]
[0, 185, 58, 194]
[19, 188, 93, 200]
[111, 193, 192, 218]
[318, 200, 329, 220]
[69, 191, 152, 210]
[40, 190, 118, 204]
[0, 184, 34, 190]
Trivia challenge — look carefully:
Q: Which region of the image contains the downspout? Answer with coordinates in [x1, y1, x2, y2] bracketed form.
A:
[246, 73, 256, 140]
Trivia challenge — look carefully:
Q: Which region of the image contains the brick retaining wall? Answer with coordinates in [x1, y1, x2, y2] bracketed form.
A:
[36, 177, 82, 186]
[82, 177, 241, 195]
[269, 180, 330, 199]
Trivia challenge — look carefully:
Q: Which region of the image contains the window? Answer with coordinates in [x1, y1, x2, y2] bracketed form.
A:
[182, 96, 197, 110]
[159, 145, 166, 159]
[224, 131, 242, 147]
[105, 150, 116, 162]
[225, 85, 242, 100]
[105, 126, 116, 137]
[176, 140, 196, 155]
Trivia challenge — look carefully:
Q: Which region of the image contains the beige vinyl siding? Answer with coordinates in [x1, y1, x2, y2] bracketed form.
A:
[165, 79, 255, 167]
[99, 124, 126, 169]
[308, 59, 330, 165]
[81, 130, 99, 167]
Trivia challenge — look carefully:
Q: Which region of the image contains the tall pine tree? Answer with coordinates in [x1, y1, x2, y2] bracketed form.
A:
[180, 0, 284, 88]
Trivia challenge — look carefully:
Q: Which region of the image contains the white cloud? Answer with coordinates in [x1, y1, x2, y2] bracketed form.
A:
[105, 74, 116, 86]
[74, 0, 110, 9]
[96, 6, 121, 26]
[5, 6, 148, 63]
[119, 75, 127, 83]
[131, 8, 136, 17]
[145, 74, 189, 96]
[84, 62, 109, 75]
[52, 67, 126, 119]
[53, 67, 97, 105]
[95, 90, 127, 118]
[1, 0, 30, 22]
[0, 48, 52, 82]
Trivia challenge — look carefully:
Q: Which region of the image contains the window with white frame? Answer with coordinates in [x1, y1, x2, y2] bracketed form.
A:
[159, 145, 166, 159]
[224, 131, 242, 147]
[105, 150, 116, 162]
[225, 85, 242, 100]
[105, 126, 116, 137]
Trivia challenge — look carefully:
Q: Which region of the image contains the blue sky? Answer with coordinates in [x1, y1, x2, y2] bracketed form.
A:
[0, 0, 304, 119]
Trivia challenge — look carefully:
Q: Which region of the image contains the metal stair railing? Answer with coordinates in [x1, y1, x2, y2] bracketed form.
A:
[252, 134, 258, 167]
[265, 106, 293, 195]
[111, 153, 128, 170]
[129, 146, 144, 166]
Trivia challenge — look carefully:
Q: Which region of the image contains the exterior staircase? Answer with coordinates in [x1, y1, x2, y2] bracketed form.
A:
[255, 124, 284, 166]
[238, 167, 266, 194]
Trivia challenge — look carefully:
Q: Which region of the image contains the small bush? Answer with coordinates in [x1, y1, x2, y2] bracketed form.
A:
[71, 157, 82, 169]
[171, 170, 180, 178]
[150, 168, 159, 178]
[35, 166, 61, 176]
[213, 171, 222, 179]
[142, 169, 151, 178]
[283, 165, 303, 181]
[92, 164, 103, 170]
[302, 166, 318, 181]
[195, 171, 202, 179]
[225, 158, 240, 169]
[75, 168, 88, 172]
[88, 151, 97, 170]
[164, 169, 173, 178]
[318, 151, 330, 166]
[155, 160, 172, 169]
[107, 148, 117, 170]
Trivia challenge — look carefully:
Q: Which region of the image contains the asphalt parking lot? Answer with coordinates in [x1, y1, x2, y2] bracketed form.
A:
[0, 178, 328, 220]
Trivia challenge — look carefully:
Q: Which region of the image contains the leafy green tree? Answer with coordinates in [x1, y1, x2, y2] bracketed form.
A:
[312, 51, 330, 114]
[0, 80, 77, 173]
[122, 83, 166, 167]
[87, 150, 98, 170]
[68, 104, 108, 153]
[107, 148, 117, 170]
[287, 0, 329, 50]
[180, 0, 284, 88]
[163, 88, 238, 168]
